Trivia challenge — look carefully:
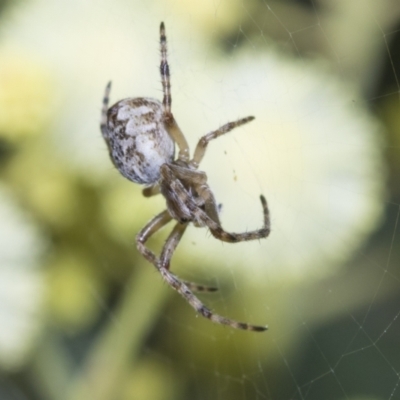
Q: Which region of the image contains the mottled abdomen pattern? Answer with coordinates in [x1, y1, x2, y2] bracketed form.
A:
[102, 98, 175, 184]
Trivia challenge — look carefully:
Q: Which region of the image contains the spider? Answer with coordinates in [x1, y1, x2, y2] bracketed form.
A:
[100, 22, 270, 332]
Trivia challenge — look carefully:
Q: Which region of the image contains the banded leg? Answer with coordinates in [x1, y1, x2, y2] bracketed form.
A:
[136, 209, 216, 292]
[168, 177, 270, 243]
[136, 210, 172, 266]
[136, 201, 266, 330]
[159, 267, 268, 331]
[100, 81, 112, 139]
[190, 116, 255, 169]
[160, 164, 220, 224]
[160, 22, 171, 117]
[195, 184, 221, 225]
[159, 22, 190, 162]
[208, 195, 270, 243]
[160, 222, 218, 292]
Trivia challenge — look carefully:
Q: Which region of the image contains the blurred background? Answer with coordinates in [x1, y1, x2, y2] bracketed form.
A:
[0, 0, 399, 399]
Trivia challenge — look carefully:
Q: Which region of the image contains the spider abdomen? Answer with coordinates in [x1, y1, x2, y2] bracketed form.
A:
[104, 97, 175, 184]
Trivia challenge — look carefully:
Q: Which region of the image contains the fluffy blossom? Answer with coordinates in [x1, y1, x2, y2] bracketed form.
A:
[0, 187, 46, 370]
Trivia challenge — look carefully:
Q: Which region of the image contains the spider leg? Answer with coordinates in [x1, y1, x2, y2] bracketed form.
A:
[136, 207, 266, 331]
[142, 184, 161, 197]
[183, 281, 217, 293]
[160, 222, 218, 292]
[195, 184, 221, 225]
[205, 194, 270, 243]
[136, 209, 216, 292]
[160, 164, 220, 224]
[159, 268, 267, 331]
[142, 185, 267, 330]
[100, 81, 112, 140]
[190, 116, 255, 169]
[169, 176, 270, 243]
[136, 210, 172, 266]
[159, 22, 172, 118]
[159, 22, 190, 163]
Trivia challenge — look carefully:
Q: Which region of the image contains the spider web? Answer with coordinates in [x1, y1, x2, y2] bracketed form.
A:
[1, 1, 400, 400]
[136, 2, 400, 399]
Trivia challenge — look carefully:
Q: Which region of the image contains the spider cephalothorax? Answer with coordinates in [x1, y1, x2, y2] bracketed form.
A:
[101, 22, 270, 332]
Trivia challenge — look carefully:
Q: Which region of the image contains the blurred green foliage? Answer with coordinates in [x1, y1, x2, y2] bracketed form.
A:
[0, 1, 398, 400]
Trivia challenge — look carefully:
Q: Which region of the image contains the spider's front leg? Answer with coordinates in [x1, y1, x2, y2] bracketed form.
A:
[190, 116, 255, 169]
[159, 22, 190, 163]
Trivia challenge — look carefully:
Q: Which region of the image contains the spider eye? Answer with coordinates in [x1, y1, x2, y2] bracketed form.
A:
[103, 97, 175, 184]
